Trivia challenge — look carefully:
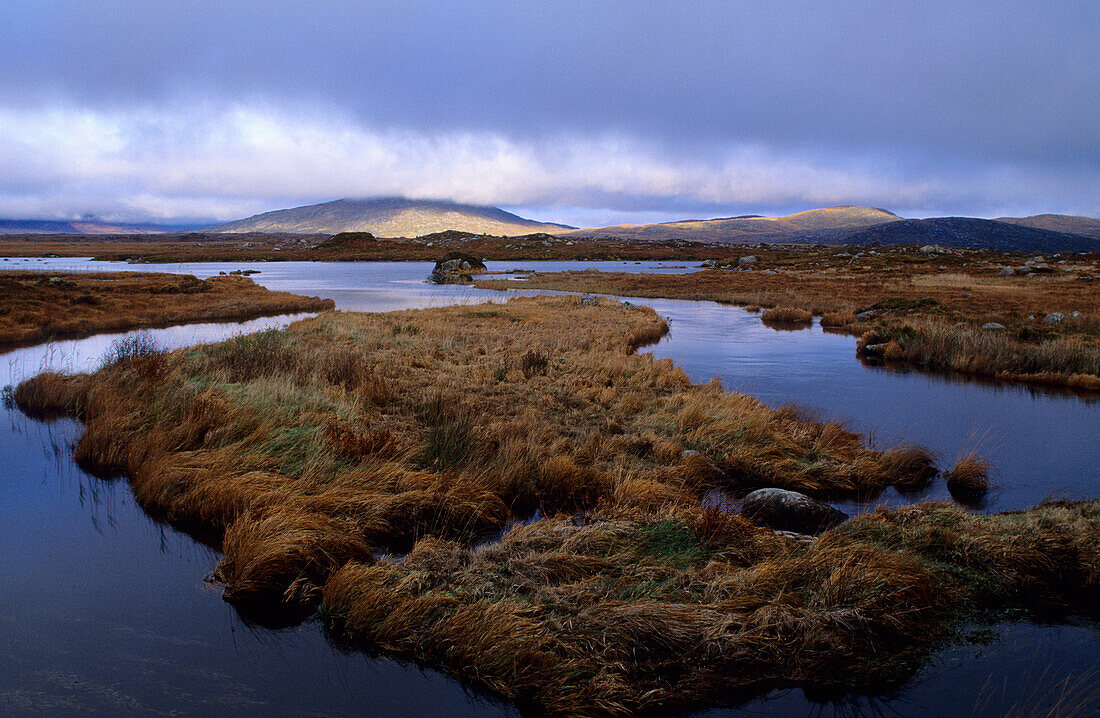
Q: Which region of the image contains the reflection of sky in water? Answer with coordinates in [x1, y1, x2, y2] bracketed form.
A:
[2, 258, 1097, 716]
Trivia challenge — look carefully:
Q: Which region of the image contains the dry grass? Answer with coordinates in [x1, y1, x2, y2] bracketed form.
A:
[476, 248, 1100, 389]
[13, 295, 1100, 716]
[944, 453, 993, 505]
[0, 270, 333, 349]
[760, 305, 813, 325]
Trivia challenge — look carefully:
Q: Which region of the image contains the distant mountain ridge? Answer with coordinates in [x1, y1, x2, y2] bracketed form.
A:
[822, 217, 1099, 253]
[564, 206, 902, 242]
[996, 214, 1100, 241]
[0, 219, 183, 235]
[203, 197, 574, 236]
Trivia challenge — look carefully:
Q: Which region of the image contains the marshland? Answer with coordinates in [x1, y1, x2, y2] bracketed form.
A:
[3, 257, 1098, 716]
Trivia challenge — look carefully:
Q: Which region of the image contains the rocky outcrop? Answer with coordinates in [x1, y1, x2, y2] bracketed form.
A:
[429, 252, 488, 284]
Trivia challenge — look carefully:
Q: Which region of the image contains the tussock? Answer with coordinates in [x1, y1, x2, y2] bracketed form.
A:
[0, 270, 333, 349]
[14, 295, 1100, 716]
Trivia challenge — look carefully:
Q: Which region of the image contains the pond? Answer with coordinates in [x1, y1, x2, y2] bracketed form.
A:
[2, 258, 1097, 716]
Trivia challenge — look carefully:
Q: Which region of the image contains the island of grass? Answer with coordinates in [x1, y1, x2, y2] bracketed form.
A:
[0, 270, 334, 349]
[12, 296, 1099, 716]
[476, 248, 1100, 390]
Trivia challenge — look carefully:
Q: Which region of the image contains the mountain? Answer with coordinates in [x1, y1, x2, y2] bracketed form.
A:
[825, 217, 1099, 253]
[996, 214, 1100, 241]
[564, 206, 901, 242]
[0, 219, 180, 235]
[203, 198, 574, 236]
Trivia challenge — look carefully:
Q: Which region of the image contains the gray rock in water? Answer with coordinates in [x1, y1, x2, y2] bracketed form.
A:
[981, 322, 1006, 330]
[741, 488, 848, 535]
[1044, 312, 1065, 324]
[580, 296, 600, 306]
[996, 267, 1015, 276]
[738, 255, 758, 266]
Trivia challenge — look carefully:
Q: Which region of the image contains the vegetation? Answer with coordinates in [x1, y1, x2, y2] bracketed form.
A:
[0, 270, 334, 349]
[0, 232, 741, 263]
[760, 305, 813, 325]
[475, 247, 1100, 389]
[12, 295, 1100, 715]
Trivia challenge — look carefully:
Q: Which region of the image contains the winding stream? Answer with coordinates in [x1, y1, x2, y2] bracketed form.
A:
[3, 258, 1097, 716]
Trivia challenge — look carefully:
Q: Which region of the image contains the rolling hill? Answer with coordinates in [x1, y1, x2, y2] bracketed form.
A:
[996, 214, 1100, 241]
[565, 206, 901, 242]
[825, 217, 1099, 253]
[203, 198, 573, 236]
[0, 219, 180, 235]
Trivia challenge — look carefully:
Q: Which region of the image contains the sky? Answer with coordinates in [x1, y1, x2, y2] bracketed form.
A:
[0, 1, 1097, 227]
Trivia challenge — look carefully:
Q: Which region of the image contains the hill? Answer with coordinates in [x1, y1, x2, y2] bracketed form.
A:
[203, 197, 573, 236]
[565, 206, 901, 242]
[996, 214, 1100, 241]
[0, 219, 179, 235]
[825, 217, 1099, 253]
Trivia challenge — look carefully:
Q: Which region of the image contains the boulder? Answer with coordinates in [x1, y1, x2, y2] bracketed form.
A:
[981, 322, 1006, 330]
[738, 255, 758, 266]
[740, 488, 848, 535]
[1069, 311, 1084, 318]
[429, 252, 487, 284]
[995, 267, 1015, 276]
[1043, 312, 1065, 324]
[580, 296, 600, 306]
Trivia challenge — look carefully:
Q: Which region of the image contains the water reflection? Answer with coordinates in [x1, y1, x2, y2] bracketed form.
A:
[2, 258, 1098, 716]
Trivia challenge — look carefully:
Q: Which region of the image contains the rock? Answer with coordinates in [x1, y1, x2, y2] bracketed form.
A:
[429, 252, 487, 283]
[996, 267, 1015, 276]
[621, 301, 638, 310]
[1025, 256, 1045, 266]
[1069, 311, 1083, 318]
[738, 255, 758, 266]
[740, 488, 848, 535]
[918, 244, 946, 254]
[855, 309, 880, 320]
[1043, 312, 1065, 324]
[580, 296, 600, 306]
[861, 343, 887, 355]
[981, 322, 1006, 330]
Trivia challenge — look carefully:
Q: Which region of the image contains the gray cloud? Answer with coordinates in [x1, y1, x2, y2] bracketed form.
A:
[0, 1, 1096, 223]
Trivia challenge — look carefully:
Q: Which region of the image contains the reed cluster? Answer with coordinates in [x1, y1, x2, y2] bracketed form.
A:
[0, 270, 333, 349]
[13, 295, 1099, 715]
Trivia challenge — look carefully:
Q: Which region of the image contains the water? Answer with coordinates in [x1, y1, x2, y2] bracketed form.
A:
[2, 258, 1097, 716]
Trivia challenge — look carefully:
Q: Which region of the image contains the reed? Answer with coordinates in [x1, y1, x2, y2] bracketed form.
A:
[13, 294, 1100, 716]
[0, 270, 334, 350]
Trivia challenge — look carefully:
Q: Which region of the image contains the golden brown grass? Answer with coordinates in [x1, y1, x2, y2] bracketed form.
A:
[761, 305, 813, 325]
[943, 453, 993, 504]
[12, 295, 1100, 716]
[476, 248, 1100, 389]
[0, 270, 333, 349]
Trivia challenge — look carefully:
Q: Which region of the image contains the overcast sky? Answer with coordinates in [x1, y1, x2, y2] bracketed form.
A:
[0, 1, 1096, 226]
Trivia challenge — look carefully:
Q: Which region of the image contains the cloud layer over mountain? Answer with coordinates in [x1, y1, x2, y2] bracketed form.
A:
[1, 1, 1096, 225]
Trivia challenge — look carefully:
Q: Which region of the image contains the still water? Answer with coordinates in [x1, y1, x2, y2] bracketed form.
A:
[2, 258, 1097, 715]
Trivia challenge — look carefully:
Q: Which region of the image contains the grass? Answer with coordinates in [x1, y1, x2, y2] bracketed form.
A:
[0, 270, 334, 350]
[475, 246, 1100, 390]
[943, 453, 993, 505]
[761, 305, 813, 325]
[12, 295, 1100, 716]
